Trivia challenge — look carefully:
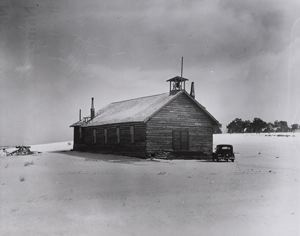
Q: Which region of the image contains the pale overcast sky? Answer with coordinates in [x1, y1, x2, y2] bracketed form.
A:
[1, 0, 300, 145]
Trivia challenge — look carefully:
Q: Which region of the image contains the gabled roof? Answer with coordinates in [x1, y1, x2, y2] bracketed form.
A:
[86, 92, 178, 126]
[71, 91, 219, 127]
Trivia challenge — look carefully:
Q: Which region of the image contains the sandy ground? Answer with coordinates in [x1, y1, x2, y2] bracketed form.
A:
[0, 134, 299, 236]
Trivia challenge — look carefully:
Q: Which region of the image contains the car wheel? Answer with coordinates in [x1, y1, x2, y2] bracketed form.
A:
[231, 159, 234, 162]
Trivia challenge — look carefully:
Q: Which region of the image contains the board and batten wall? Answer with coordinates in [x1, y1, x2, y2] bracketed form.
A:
[146, 92, 214, 157]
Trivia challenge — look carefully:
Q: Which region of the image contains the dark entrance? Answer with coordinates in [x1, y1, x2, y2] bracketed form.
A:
[172, 129, 189, 151]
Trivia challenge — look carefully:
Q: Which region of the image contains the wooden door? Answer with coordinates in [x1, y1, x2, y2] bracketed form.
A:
[172, 130, 181, 151]
[172, 129, 189, 151]
[180, 129, 189, 150]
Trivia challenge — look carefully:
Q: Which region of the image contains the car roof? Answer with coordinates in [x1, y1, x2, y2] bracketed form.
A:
[217, 144, 233, 147]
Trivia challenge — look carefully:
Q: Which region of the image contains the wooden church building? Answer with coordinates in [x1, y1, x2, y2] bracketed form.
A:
[70, 76, 220, 158]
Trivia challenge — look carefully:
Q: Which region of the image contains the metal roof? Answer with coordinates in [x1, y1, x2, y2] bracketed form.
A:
[70, 91, 219, 127]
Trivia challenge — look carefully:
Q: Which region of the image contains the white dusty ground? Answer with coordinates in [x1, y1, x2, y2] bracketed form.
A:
[0, 133, 299, 236]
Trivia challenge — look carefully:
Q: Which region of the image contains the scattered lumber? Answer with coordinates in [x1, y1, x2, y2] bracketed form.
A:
[6, 146, 40, 156]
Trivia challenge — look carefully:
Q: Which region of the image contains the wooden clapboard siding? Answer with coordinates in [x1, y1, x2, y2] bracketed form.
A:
[73, 122, 146, 157]
[73, 91, 217, 158]
[146, 92, 214, 156]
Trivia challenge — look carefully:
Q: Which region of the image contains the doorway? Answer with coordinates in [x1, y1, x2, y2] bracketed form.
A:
[172, 129, 189, 151]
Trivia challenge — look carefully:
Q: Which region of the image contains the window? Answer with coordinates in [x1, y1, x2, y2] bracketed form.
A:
[104, 129, 108, 144]
[79, 127, 82, 139]
[130, 126, 135, 143]
[116, 127, 120, 144]
[93, 129, 96, 144]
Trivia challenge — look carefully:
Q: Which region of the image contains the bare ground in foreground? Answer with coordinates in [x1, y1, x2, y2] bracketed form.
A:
[0, 134, 299, 236]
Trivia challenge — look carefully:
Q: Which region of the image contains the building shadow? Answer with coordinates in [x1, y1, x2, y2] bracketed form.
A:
[52, 150, 152, 165]
[51, 150, 216, 164]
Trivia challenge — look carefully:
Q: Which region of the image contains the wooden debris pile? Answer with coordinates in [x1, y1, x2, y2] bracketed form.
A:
[6, 146, 40, 156]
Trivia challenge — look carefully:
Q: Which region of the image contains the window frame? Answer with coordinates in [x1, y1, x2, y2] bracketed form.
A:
[93, 128, 97, 144]
[130, 126, 135, 144]
[104, 128, 108, 144]
[79, 127, 82, 139]
[116, 127, 120, 144]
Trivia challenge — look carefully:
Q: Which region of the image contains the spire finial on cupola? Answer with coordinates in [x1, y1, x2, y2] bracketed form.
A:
[166, 57, 188, 95]
[180, 56, 183, 78]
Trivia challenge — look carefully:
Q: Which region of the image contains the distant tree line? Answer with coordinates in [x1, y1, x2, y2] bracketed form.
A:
[227, 118, 300, 133]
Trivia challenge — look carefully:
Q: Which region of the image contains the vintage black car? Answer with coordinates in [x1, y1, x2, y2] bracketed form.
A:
[212, 144, 235, 162]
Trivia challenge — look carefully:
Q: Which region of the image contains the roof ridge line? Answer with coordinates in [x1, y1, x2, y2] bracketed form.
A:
[111, 92, 168, 104]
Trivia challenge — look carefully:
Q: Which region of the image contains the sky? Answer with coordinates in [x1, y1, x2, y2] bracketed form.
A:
[1, 0, 300, 146]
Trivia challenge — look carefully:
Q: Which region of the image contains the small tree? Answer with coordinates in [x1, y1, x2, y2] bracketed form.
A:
[277, 121, 289, 132]
[265, 122, 275, 133]
[243, 120, 252, 133]
[251, 118, 267, 133]
[291, 124, 299, 132]
[227, 118, 244, 133]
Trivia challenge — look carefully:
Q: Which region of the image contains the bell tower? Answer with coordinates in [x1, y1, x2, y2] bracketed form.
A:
[167, 76, 189, 95]
[167, 57, 188, 95]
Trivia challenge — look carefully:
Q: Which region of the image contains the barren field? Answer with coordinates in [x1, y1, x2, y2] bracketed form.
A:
[0, 134, 299, 236]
